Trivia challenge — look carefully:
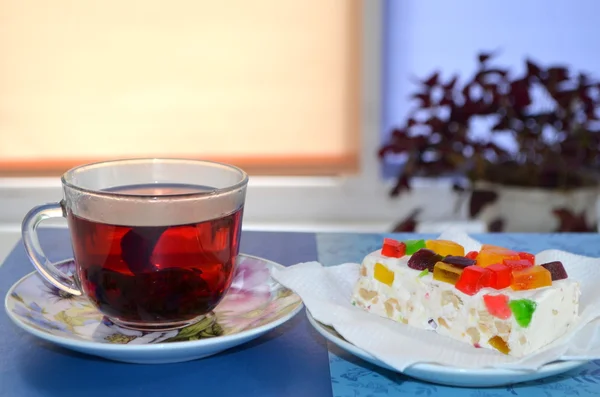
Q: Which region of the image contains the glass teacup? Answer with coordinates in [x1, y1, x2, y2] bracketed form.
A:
[22, 159, 248, 331]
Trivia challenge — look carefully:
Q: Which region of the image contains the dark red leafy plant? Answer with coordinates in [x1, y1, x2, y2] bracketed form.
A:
[380, 52, 600, 232]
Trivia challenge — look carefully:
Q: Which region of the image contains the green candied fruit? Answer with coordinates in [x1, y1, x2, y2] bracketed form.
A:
[405, 239, 427, 255]
[418, 269, 429, 278]
[508, 299, 537, 328]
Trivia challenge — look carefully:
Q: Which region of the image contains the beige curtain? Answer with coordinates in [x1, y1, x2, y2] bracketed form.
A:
[0, 0, 360, 175]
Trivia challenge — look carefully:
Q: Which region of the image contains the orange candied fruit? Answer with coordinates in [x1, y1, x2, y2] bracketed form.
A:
[481, 244, 512, 252]
[488, 335, 510, 355]
[425, 239, 465, 257]
[476, 249, 520, 268]
[510, 266, 552, 291]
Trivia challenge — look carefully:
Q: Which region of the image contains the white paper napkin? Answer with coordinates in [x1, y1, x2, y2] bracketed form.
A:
[271, 229, 600, 371]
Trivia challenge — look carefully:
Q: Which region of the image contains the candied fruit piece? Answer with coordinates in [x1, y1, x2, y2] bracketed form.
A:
[540, 261, 568, 281]
[518, 252, 535, 266]
[503, 259, 533, 271]
[477, 250, 520, 268]
[510, 266, 552, 291]
[418, 269, 429, 278]
[442, 255, 476, 268]
[407, 249, 442, 272]
[433, 261, 463, 285]
[381, 238, 406, 258]
[488, 335, 510, 355]
[486, 263, 512, 290]
[425, 239, 465, 257]
[508, 299, 537, 327]
[455, 266, 491, 295]
[483, 294, 512, 319]
[374, 263, 394, 286]
[481, 244, 510, 252]
[465, 251, 479, 260]
[405, 239, 426, 255]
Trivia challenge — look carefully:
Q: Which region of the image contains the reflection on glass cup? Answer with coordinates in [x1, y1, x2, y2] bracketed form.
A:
[22, 159, 248, 331]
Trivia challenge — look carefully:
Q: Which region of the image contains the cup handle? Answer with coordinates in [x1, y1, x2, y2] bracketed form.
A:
[21, 201, 83, 296]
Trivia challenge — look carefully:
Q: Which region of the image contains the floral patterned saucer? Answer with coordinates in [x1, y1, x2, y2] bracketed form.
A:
[5, 254, 303, 364]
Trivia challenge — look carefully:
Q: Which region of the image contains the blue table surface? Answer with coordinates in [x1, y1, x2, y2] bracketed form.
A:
[2, 229, 600, 397]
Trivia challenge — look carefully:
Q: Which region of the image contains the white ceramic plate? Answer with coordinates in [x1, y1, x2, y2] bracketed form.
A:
[307, 310, 588, 388]
[5, 255, 303, 364]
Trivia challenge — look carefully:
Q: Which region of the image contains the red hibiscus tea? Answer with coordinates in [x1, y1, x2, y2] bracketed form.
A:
[68, 183, 244, 329]
[22, 159, 248, 331]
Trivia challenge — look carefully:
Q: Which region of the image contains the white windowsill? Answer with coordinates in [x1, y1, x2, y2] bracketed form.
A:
[0, 175, 468, 228]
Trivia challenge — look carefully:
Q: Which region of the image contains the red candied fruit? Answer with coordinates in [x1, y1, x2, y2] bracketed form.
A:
[465, 251, 479, 260]
[455, 266, 491, 296]
[381, 238, 406, 258]
[483, 294, 512, 320]
[518, 252, 535, 266]
[486, 263, 512, 290]
[503, 259, 533, 271]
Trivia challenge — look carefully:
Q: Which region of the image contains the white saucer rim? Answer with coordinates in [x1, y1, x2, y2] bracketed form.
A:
[4, 254, 304, 352]
[306, 308, 588, 376]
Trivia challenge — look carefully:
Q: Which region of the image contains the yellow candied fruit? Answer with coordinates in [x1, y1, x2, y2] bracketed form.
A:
[432, 261, 463, 285]
[374, 263, 394, 286]
[488, 335, 510, 355]
[425, 239, 465, 257]
[510, 266, 552, 291]
[476, 249, 519, 268]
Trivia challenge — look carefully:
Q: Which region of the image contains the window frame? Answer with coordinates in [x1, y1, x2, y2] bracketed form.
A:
[0, 1, 462, 232]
